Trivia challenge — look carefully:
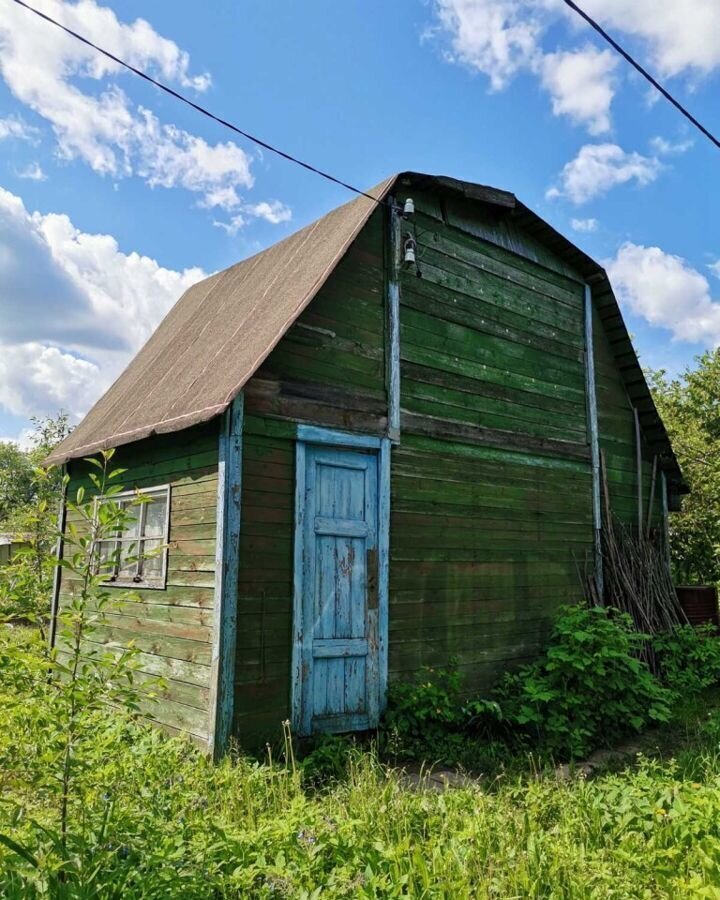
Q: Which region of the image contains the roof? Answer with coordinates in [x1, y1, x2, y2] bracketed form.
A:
[45, 172, 685, 493]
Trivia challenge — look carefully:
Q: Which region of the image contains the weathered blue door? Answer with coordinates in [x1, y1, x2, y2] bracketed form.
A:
[295, 444, 380, 735]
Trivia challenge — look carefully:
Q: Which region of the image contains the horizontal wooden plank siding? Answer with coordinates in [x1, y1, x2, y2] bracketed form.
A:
[243, 207, 387, 438]
[56, 421, 219, 744]
[234, 211, 386, 746]
[389, 189, 593, 693]
[233, 420, 295, 746]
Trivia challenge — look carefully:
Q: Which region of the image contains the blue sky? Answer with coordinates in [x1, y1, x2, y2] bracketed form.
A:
[0, 0, 718, 443]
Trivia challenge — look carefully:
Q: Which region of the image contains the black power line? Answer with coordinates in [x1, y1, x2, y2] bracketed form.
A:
[562, 0, 720, 151]
[8, 0, 382, 202]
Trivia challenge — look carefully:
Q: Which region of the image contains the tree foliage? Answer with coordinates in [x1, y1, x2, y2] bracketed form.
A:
[648, 352, 720, 584]
[0, 413, 72, 634]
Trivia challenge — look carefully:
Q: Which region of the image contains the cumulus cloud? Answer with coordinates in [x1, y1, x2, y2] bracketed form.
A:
[540, 46, 617, 135]
[577, 0, 720, 79]
[0, 344, 100, 420]
[429, 0, 617, 131]
[547, 143, 662, 204]
[430, 0, 543, 90]
[0, 0, 254, 209]
[0, 186, 206, 419]
[214, 199, 292, 236]
[708, 260, 720, 280]
[607, 242, 720, 346]
[430, 0, 719, 136]
[570, 217, 598, 233]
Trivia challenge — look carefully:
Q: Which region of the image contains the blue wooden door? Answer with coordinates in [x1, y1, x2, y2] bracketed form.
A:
[297, 445, 379, 735]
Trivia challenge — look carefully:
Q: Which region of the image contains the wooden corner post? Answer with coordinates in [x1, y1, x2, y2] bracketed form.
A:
[208, 393, 244, 758]
[386, 198, 401, 443]
[584, 284, 604, 599]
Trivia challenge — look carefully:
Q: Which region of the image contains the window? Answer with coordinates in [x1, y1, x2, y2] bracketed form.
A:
[96, 485, 170, 589]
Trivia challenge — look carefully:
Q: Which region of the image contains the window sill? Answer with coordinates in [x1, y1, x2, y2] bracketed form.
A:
[101, 580, 167, 591]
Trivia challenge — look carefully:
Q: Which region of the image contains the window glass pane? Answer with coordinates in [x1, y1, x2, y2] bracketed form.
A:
[97, 540, 116, 576]
[118, 541, 137, 580]
[141, 539, 163, 581]
[144, 494, 167, 538]
[119, 501, 140, 542]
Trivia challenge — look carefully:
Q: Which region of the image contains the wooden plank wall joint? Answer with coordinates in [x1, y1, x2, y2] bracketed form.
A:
[208, 393, 244, 759]
[660, 470, 671, 569]
[291, 438, 307, 733]
[633, 406, 643, 538]
[386, 198, 401, 444]
[584, 284, 604, 599]
[377, 437, 390, 709]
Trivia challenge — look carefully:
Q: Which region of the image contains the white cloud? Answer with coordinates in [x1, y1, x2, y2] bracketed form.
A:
[0, 343, 100, 420]
[709, 260, 720, 280]
[650, 135, 694, 156]
[430, 0, 720, 136]
[431, 0, 543, 91]
[540, 46, 617, 135]
[0, 115, 38, 142]
[0, 186, 206, 419]
[214, 199, 292, 236]
[429, 0, 618, 131]
[547, 143, 661, 204]
[607, 242, 720, 346]
[0, 0, 255, 209]
[570, 217, 598, 233]
[17, 163, 47, 181]
[577, 1, 720, 79]
[245, 201, 292, 225]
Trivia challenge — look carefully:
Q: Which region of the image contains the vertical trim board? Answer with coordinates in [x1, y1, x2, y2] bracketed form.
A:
[208, 393, 244, 758]
[291, 440, 307, 732]
[661, 469, 671, 568]
[377, 437, 391, 709]
[584, 284, 603, 598]
[387, 201, 401, 442]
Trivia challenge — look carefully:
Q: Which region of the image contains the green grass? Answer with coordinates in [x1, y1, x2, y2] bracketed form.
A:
[4, 626, 720, 898]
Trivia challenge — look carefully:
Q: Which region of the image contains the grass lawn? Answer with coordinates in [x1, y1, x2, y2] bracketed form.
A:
[3, 626, 720, 898]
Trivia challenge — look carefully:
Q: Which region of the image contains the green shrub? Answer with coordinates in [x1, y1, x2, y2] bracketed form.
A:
[494, 605, 672, 759]
[381, 663, 469, 765]
[653, 624, 720, 695]
[299, 734, 355, 786]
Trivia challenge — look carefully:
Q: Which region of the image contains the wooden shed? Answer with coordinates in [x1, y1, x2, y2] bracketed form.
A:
[46, 172, 685, 753]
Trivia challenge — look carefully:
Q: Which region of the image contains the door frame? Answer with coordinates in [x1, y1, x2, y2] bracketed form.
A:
[290, 425, 390, 734]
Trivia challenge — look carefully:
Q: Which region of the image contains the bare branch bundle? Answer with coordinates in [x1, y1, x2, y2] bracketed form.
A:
[580, 451, 686, 671]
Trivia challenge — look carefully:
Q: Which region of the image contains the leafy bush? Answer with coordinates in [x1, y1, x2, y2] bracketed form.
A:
[299, 733, 355, 786]
[495, 605, 672, 759]
[653, 624, 720, 695]
[381, 663, 469, 765]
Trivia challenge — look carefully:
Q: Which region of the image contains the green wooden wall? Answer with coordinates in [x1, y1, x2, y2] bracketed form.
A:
[235, 209, 387, 746]
[389, 189, 594, 686]
[56, 421, 219, 744]
[593, 305, 663, 533]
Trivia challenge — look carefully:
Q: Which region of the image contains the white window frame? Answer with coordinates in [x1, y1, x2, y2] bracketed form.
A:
[94, 484, 171, 590]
